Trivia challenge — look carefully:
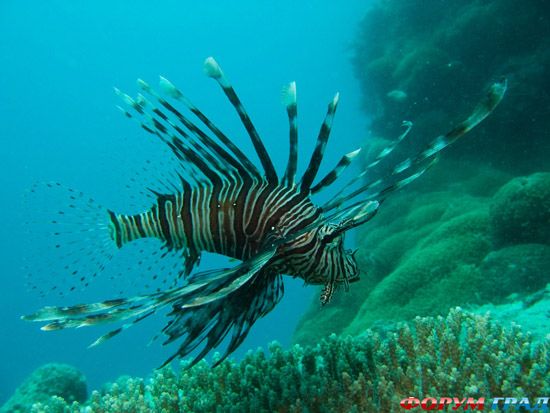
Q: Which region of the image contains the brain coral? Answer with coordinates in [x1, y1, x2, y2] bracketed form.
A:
[293, 169, 550, 343]
[479, 244, 550, 298]
[0, 363, 87, 413]
[489, 172, 550, 248]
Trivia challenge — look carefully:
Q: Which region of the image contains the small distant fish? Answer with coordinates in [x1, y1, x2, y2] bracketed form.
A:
[23, 57, 507, 367]
[387, 89, 408, 102]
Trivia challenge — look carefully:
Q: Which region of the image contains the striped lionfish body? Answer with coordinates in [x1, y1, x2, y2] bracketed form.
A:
[24, 57, 507, 367]
[114, 183, 320, 274]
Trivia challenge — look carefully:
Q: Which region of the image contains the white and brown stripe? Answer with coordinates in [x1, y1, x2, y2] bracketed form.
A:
[25, 59, 506, 368]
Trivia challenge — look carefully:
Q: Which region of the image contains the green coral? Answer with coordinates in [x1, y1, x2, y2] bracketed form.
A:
[489, 172, 550, 248]
[23, 309, 549, 413]
[0, 363, 87, 413]
[297, 0, 550, 343]
[294, 170, 550, 343]
[294, 187, 491, 342]
[471, 284, 550, 343]
[354, 0, 550, 173]
[479, 244, 550, 298]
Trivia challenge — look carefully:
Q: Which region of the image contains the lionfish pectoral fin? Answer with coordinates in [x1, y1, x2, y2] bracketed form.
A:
[24, 248, 277, 366]
[161, 270, 284, 368]
[178, 248, 276, 306]
[321, 78, 507, 213]
[183, 248, 201, 277]
[88, 251, 275, 351]
[320, 281, 336, 306]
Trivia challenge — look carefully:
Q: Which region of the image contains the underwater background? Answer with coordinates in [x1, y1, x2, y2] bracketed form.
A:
[0, 0, 368, 402]
[1, 0, 548, 412]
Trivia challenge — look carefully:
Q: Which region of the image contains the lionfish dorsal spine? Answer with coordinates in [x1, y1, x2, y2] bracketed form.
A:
[368, 120, 413, 169]
[282, 81, 298, 187]
[204, 57, 278, 184]
[300, 92, 340, 192]
[310, 147, 362, 195]
[156, 76, 262, 180]
[123, 85, 240, 188]
[318, 78, 508, 215]
[149, 79, 254, 184]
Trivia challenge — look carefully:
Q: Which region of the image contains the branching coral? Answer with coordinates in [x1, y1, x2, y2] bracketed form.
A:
[23, 309, 549, 413]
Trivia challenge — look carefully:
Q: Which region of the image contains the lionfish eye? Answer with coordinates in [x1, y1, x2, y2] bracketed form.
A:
[323, 232, 343, 247]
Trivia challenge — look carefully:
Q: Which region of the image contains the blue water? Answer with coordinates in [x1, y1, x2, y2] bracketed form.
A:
[0, 0, 371, 400]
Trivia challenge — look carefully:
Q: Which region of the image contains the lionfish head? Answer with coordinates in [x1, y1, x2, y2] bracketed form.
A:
[313, 223, 360, 285]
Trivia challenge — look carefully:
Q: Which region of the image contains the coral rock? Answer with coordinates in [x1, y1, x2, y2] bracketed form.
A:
[1, 363, 87, 413]
[490, 172, 550, 248]
[479, 244, 550, 299]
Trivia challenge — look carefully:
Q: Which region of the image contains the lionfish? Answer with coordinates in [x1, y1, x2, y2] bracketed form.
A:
[23, 57, 506, 367]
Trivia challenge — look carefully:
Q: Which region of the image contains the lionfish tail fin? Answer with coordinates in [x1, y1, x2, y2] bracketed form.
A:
[23, 182, 119, 297]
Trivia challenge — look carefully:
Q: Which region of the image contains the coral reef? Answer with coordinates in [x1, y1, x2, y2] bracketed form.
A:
[293, 171, 550, 344]
[470, 284, 550, 343]
[479, 244, 550, 299]
[353, 0, 550, 174]
[0, 363, 87, 413]
[293, 0, 549, 346]
[489, 172, 550, 248]
[15, 310, 550, 413]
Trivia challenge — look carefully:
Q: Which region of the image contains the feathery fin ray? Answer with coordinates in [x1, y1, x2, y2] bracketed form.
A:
[24, 249, 277, 367]
[204, 57, 278, 184]
[300, 92, 339, 191]
[282, 81, 298, 186]
[323, 78, 507, 212]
